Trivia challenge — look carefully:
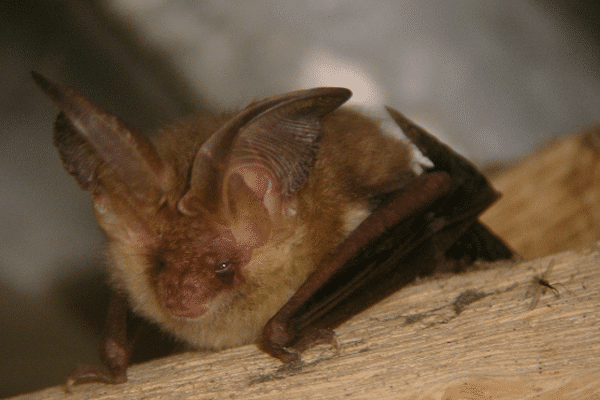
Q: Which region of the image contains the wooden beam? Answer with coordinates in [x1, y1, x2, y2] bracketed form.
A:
[481, 124, 600, 259]
[13, 242, 600, 399]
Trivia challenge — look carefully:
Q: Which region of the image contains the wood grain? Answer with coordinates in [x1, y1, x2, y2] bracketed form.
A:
[481, 124, 600, 259]
[13, 242, 600, 399]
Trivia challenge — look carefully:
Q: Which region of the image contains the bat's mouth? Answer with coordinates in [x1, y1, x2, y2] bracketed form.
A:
[166, 301, 208, 320]
[159, 262, 214, 319]
[161, 278, 211, 319]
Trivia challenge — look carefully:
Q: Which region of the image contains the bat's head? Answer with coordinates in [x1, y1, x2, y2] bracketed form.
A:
[32, 72, 351, 324]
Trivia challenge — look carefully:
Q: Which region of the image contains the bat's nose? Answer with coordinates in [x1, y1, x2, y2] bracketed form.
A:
[161, 269, 209, 319]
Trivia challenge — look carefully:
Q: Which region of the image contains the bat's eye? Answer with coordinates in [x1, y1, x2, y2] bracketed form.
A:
[154, 257, 168, 275]
[215, 261, 230, 272]
[214, 260, 235, 284]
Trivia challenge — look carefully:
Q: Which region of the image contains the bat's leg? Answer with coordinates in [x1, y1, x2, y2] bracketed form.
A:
[65, 291, 133, 391]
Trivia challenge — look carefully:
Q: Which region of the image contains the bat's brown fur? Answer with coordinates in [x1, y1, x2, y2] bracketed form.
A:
[108, 107, 413, 350]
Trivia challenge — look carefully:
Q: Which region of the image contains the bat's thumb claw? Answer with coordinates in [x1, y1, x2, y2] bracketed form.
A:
[63, 363, 127, 393]
[292, 328, 339, 355]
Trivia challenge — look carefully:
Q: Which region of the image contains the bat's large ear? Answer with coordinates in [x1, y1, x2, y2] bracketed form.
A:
[179, 87, 351, 244]
[31, 71, 173, 248]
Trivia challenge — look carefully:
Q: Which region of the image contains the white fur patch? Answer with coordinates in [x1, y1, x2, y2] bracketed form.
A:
[341, 203, 371, 238]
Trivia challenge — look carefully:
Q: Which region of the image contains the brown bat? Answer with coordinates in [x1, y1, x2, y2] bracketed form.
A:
[31, 71, 512, 388]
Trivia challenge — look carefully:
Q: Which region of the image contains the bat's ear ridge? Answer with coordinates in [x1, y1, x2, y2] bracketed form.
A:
[228, 87, 352, 196]
[179, 87, 352, 217]
[225, 173, 273, 248]
[31, 71, 173, 208]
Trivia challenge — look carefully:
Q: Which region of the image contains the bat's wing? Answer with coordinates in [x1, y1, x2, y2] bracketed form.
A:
[261, 108, 513, 362]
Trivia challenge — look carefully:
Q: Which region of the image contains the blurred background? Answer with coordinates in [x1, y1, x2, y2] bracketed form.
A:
[2, 0, 600, 396]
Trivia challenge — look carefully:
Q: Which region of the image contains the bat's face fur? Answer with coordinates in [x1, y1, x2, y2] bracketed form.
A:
[33, 73, 414, 350]
[108, 108, 414, 350]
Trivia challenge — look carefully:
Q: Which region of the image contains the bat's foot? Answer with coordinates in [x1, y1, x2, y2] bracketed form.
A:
[261, 325, 339, 364]
[64, 363, 127, 393]
[291, 328, 339, 355]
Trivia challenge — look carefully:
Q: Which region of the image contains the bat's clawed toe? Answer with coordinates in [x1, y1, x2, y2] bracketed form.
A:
[261, 327, 339, 364]
[261, 344, 301, 365]
[64, 363, 127, 393]
[291, 328, 339, 354]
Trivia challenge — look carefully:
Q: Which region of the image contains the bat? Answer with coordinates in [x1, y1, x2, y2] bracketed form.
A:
[31, 71, 512, 388]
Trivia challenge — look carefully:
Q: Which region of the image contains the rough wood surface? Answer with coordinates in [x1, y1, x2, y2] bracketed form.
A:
[481, 125, 600, 259]
[13, 242, 600, 400]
